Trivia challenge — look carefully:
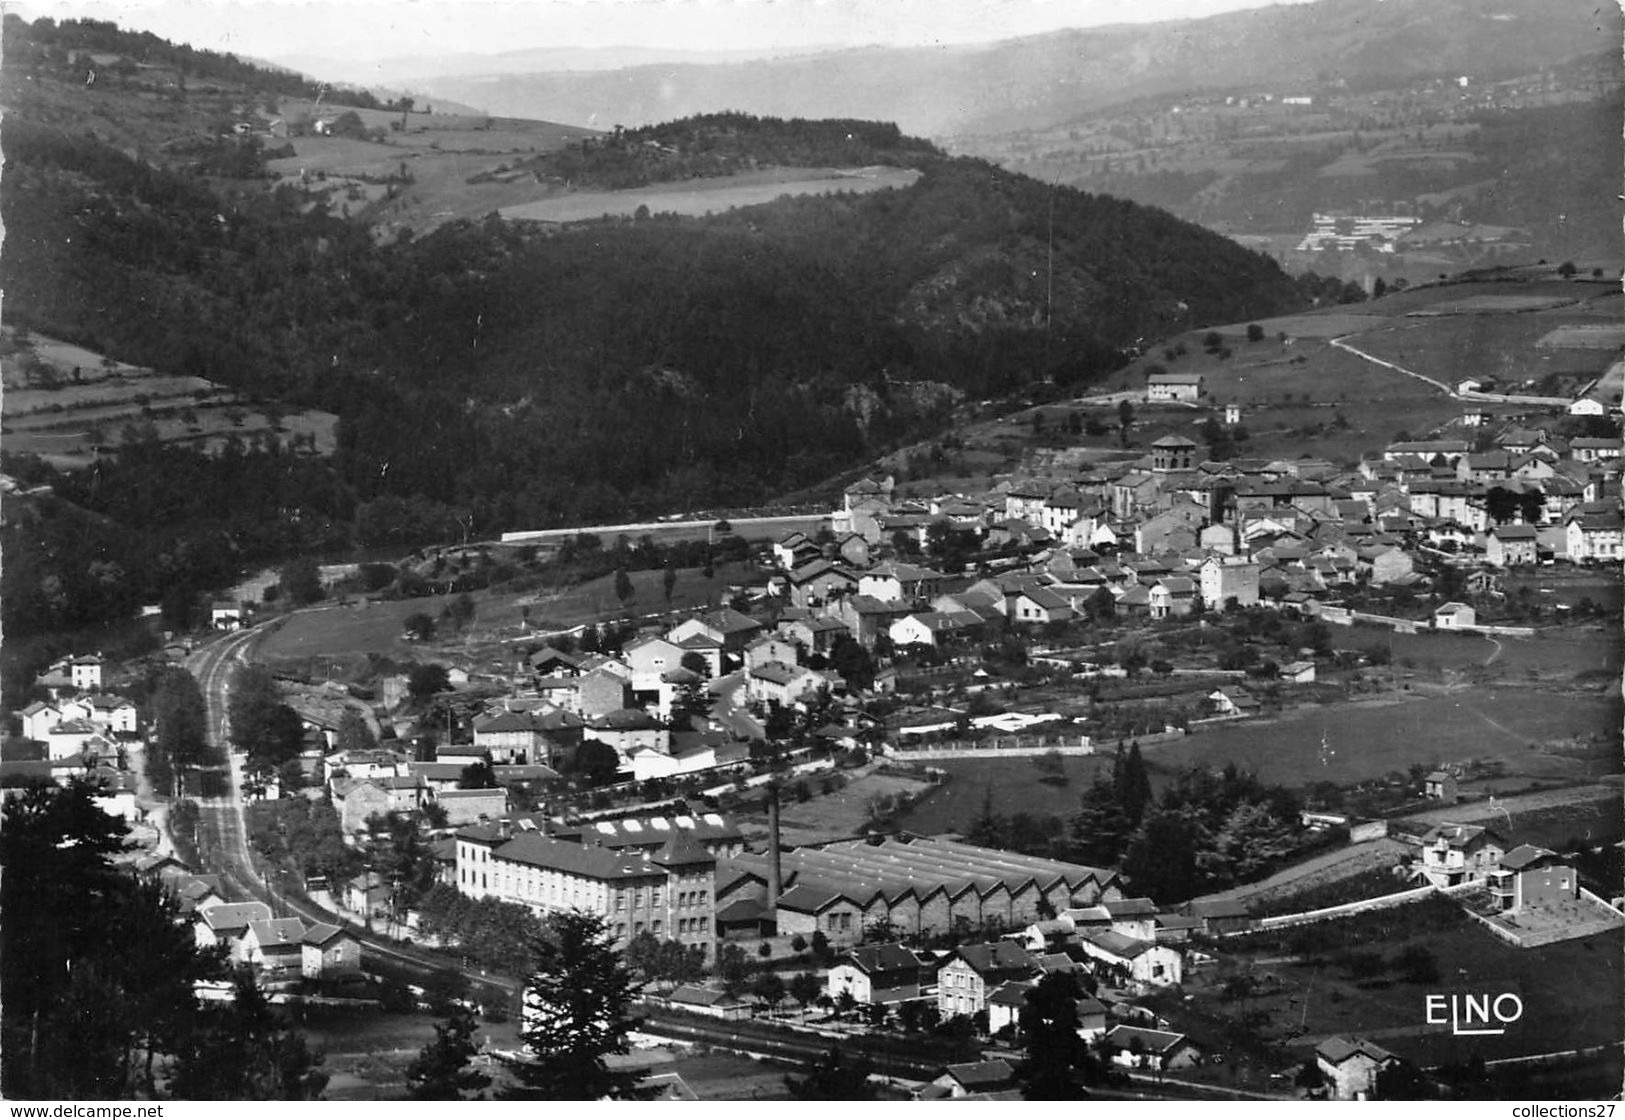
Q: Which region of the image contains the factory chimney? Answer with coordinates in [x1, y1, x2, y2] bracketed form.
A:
[766, 782, 783, 909]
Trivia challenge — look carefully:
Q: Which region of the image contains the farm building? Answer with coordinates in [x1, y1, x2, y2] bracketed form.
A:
[716, 836, 1121, 947]
[1433, 602, 1476, 630]
[1146, 371, 1204, 402]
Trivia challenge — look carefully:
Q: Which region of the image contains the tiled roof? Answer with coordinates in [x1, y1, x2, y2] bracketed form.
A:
[1316, 1036, 1398, 1065]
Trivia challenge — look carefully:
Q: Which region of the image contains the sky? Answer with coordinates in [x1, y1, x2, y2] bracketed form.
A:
[13, 0, 1309, 65]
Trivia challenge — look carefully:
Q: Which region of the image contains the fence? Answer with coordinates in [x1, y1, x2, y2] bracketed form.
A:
[884, 726, 1188, 761]
[1318, 603, 1536, 638]
[1248, 883, 1440, 933]
[884, 736, 1097, 761]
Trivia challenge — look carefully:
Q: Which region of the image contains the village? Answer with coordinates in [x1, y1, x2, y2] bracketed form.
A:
[9, 325, 1622, 1099]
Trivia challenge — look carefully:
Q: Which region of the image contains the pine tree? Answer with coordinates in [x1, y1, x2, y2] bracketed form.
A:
[614, 567, 634, 610]
[406, 1005, 491, 1100]
[1018, 972, 1090, 1099]
[499, 910, 651, 1100]
[1121, 742, 1153, 825]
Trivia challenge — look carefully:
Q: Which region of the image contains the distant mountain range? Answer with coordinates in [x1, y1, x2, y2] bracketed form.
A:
[371, 0, 1617, 137]
[275, 43, 849, 89]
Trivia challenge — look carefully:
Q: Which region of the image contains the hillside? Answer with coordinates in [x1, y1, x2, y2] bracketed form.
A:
[400, 0, 1617, 138]
[955, 50, 1624, 272]
[0, 13, 1306, 651]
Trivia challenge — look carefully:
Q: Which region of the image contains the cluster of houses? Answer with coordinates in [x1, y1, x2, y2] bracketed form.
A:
[8, 654, 143, 820]
[751, 419, 1619, 655]
[136, 852, 362, 983]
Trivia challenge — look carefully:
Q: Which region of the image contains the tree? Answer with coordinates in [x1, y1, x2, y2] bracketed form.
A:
[716, 943, 752, 997]
[170, 970, 329, 1100]
[1246, 323, 1265, 343]
[3, 782, 230, 1098]
[280, 556, 323, 606]
[228, 665, 305, 781]
[662, 563, 677, 603]
[403, 612, 436, 641]
[571, 739, 622, 786]
[443, 591, 477, 633]
[751, 970, 786, 1010]
[458, 761, 500, 789]
[614, 567, 634, 610]
[500, 910, 650, 1100]
[334, 709, 377, 755]
[1121, 807, 1208, 903]
[148, 665, 211, 799]
[408, 663, 452, 698]
[406, 1004, 491, 1100]
[1117, 399, 1135, 446]
[784, 1046, 876, 1100]
[1018, 972, 1091, 1099]
[789, 971, 823, 1010]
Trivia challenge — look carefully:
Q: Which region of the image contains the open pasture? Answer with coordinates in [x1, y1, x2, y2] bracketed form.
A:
[255, 560, 758, 659]
[1538, 323, 1625, 350]
[1408, 293, 1581, 315]
[1345, 314, 1612, 386]
[1151, 689, 1618, 787]
[1338, 624, 1622, 679]
[1212, 312, 1392, 339]
[1213, 900, 1624, 1068]
[499, 166, 920, 223]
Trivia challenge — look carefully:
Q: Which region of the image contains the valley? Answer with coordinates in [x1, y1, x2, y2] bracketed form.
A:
[0, 0, 1620, 1106]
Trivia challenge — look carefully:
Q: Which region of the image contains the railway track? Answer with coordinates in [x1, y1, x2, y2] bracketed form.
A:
[181, 624, 521, 994]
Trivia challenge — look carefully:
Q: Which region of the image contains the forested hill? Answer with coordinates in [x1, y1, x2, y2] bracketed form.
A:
[0, 14, 1307, 650]
[517, 112, 944, 190]
[2, 14, 384, 110]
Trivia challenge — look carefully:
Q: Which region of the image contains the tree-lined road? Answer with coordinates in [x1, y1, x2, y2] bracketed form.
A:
[181, 625, 520, 993]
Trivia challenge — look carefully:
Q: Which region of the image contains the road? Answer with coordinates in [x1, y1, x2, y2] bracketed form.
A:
[181, 625, 521, 994]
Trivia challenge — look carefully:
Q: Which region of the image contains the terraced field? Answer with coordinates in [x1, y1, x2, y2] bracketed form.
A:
[0, 330, 337, 467]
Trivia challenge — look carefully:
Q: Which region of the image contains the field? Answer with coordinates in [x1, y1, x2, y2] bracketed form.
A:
[891, 686, 1619, 839]
[264, 109, 597, 234]
[892, 754, 1114, 836]
[1146, 689, 1619, 787]
[0, 330, 338, 467]
[1203, 898, 1625, 1069]
[498, 166, 921, 224]
[1337, 625, 1623, 679]
[1345, 312, 1612, 388]
[753, 769, 940, 847]
[255, 559, 761, 660]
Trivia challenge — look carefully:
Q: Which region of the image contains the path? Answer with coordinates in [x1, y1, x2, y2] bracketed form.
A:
[1195, 838, 1413, 904]
[1329, 333, 1455, 395]
[1330, 331, 1576, 407]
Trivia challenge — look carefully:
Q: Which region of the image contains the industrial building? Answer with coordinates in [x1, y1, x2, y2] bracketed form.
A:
[716, 835, 1121, 946]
